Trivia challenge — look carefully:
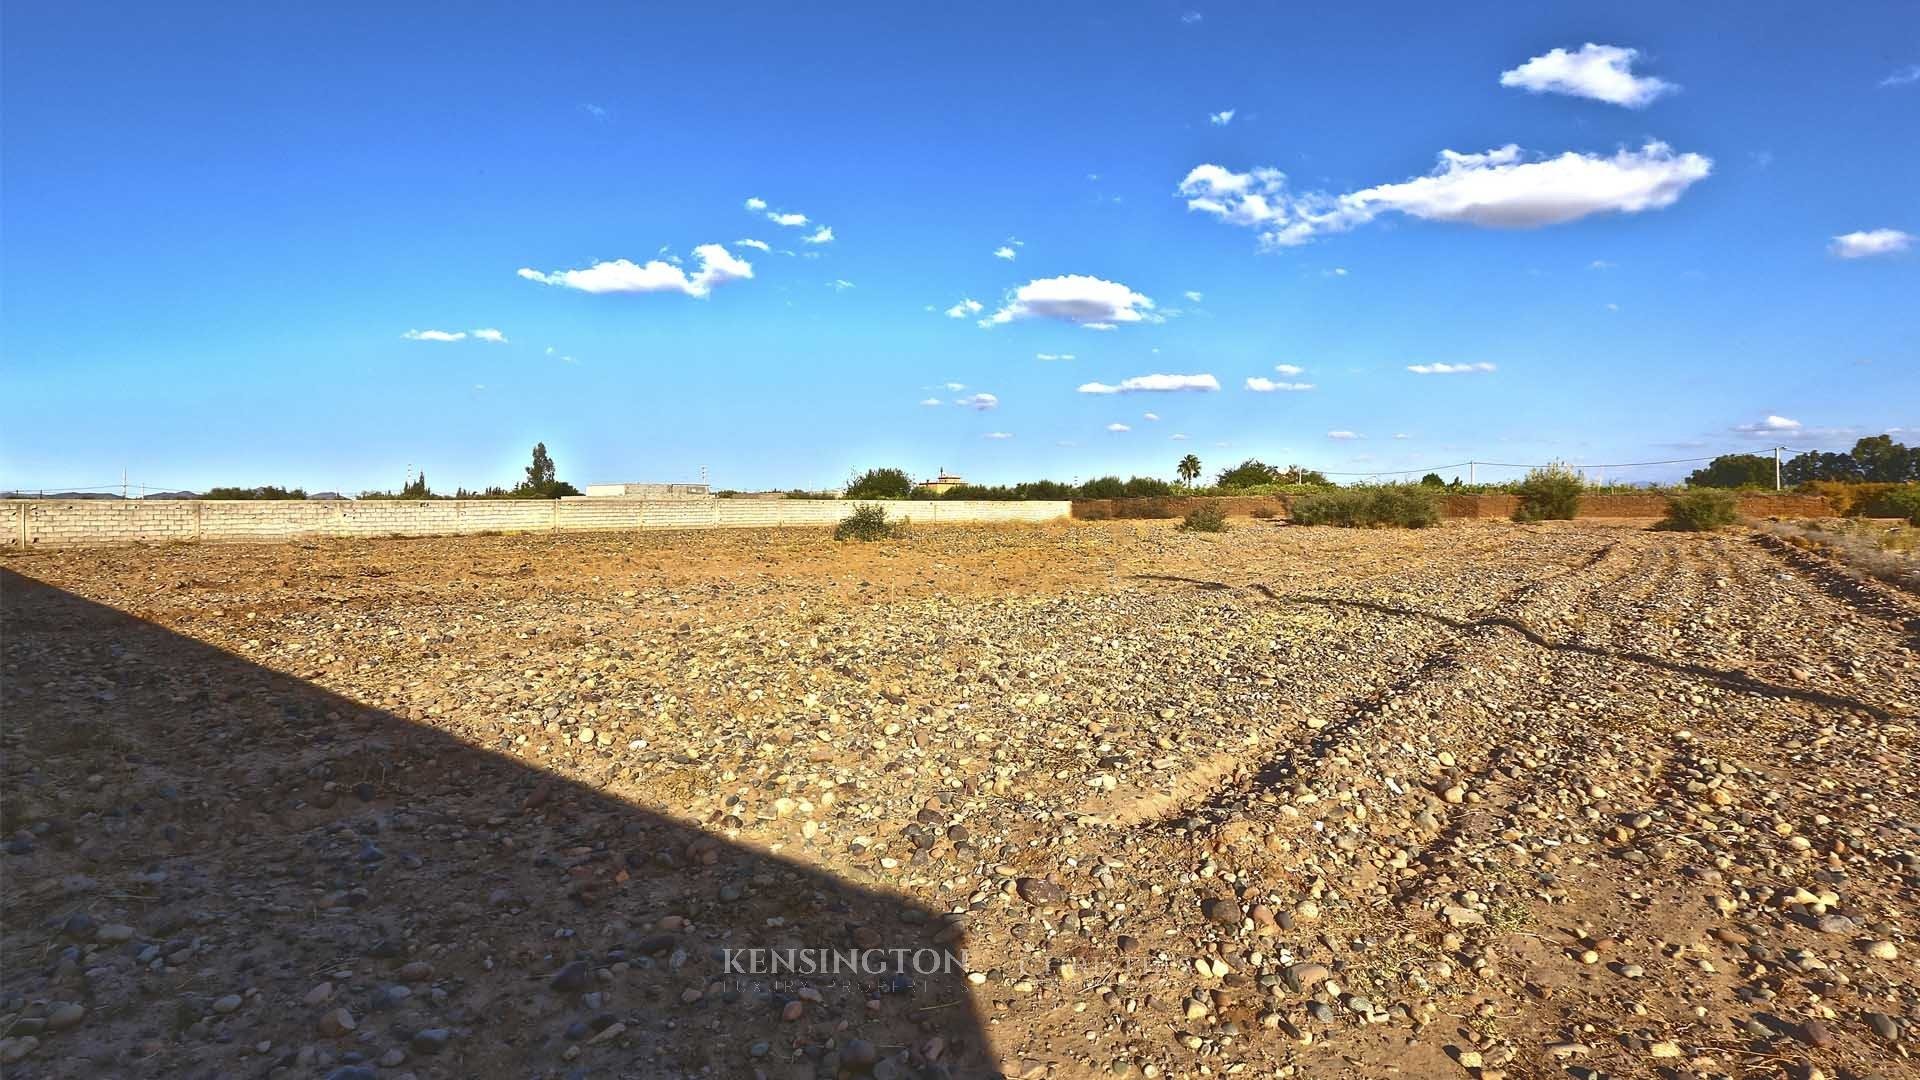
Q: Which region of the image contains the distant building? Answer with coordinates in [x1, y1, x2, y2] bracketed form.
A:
[916, 469, 966, 496]
[581, 483, 711, 499]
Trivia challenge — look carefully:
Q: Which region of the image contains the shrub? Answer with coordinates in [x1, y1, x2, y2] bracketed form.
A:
[1291, 484, 1439, 528]
[1512, 466, 1582, 522]
[845, 468, 914, 500]
[1250, 506, 1278, 520]
[1076, 503, 1113, 520]
[1178, 503, 1228, 532]
[833, 503, 901, 541]
[1660, 489, 1740, 531]
[1861, 485, 1920, 524]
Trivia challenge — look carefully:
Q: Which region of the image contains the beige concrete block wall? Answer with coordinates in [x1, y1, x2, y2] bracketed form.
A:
[0, 498, 1070, 548]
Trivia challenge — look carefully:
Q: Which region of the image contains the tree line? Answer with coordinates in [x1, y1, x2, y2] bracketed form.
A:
[1686, 435, 1918, 488]
[841, 458, 1335, 500]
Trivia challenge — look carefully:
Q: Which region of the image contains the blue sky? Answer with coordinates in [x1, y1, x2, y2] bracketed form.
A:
[3, 2, 1915, 493]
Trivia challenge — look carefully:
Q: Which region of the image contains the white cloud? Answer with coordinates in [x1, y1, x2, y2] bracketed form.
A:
[471, 328, 507, 343]
[1170, 433, 1190, 441]
[1143, 412, 1160, 421]
[1077, 373, 1220, 394]
[983, 431, 1014, 440]
[1245, 377, 1314, 391]
[994, 246, 1017, 260]
[1209, 109, 1235, 126]
[1829, 229, 1912, 258]
[943, 381, 966, 391]
[734, 238, 771, 251]
[1393, 433, 1410, 439]
[744, 197, 767, 211]
[1107, 423, 1132, 432]
[1499, 44, 1677, 108]
[1879, 64, 1920, 87]
[1407, 361, 1496, 375]
[957, 392, 999, 411]
[1184, 290, 1204, 303]
[1273, 363, 1304, 375]
[802, 225, 834, 244]
[402, 329, 467, 342]
[581, 103, 609, 120]
[982, 275, 1158, 328]
[516, 244, 752, 298]
[1035, 352, 1076, 361]
[1732, 415, 1801, 435]
[829, 279, 855, 291]
[1589, 258, 1617, 269]
[769, 211, 809, 227]
[1326, 267, 1349, 277]
[919, 397, 942, 406]
[1326, 430, 1359, 440]
[1180, 141, 1711, 247]
[1181, 10, 1202, 23]
[945, 298, 984, 319]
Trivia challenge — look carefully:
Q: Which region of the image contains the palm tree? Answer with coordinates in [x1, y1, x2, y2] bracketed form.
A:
[1177, 454, 1202, 488]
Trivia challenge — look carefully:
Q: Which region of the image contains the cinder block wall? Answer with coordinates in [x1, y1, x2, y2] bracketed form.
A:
[0, 498, 1070, 548]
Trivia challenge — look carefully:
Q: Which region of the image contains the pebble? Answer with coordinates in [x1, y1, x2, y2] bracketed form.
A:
[47, 1003, 86, 1031]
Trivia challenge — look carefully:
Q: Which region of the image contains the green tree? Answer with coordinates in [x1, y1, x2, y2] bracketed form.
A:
[1850, 435, 1918, 482]
[512, 442, 581, 498]
[845, 467, 914, 499]
[1685, 454, 1775, 488]
[1783, 450, 1860, 484]
[1177, 454, 1202, 487]
[401, 472, 432, 499]
[1214, 459, 1282, 488]
[1419, 473, 1445, 487]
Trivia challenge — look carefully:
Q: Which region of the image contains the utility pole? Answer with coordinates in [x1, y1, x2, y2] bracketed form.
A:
[1774, 446, 1783, 491]
[1468, 461, 1475, 485]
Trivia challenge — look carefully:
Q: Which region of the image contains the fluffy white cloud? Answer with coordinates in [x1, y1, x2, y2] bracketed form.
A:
[994, 246, 1017, 260]
[1184, 290, 1204, 302]
[516, 244, 752, 298]
[829, 279, 855, 291]
[1245, 377, 1314, 391]
[1107, 423, 1132, 432]
[403, 329, 466, 342]
[1407, 361, 1496, 374]
[957, 392, 999, 411]
[1326, 430, 1359, 440]
[982, 275, 1158, 328]
[1170, 433, 1190, 441]
[1077, 373, 1220, 395]
[983, 431, 1014, 440]
[919, 397, 942, 406]
[1273, 363, 1304, 375]
[1829, 229, 1912, 258]
[1143, 412, 1160, 421]
[470, 328, 507, 343]
[943, 381, 966, 391]
[744, 197, 768, 211]
[1883, 64, 1920, 87]
[734, 238, 771, 251]
[1180, 141, 1711, 247]
[1733, 415, 1801, 435]
[1209, 109, 1235, 126]
[769, 211, 809, 227]
[1499, 44, 1676, 108]
[803, 225, 834, 244]
[945, 298, 984, 319]
[1035, 352, 1076, 361]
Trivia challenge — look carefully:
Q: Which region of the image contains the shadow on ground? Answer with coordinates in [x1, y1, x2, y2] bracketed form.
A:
[0, 568, 989, 1078]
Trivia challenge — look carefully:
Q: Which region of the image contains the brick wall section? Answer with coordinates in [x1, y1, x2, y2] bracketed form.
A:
[0, 498, 1070, 548]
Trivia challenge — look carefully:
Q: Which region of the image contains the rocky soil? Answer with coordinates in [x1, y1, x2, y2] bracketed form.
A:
[3, 519, 1917, 1079]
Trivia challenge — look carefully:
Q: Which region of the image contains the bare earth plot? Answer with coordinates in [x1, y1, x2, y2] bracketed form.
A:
[3, 519, 1917, 1079]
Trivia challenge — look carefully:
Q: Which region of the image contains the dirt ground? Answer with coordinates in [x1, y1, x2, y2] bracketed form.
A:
[3, 518, 1917, 1080]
